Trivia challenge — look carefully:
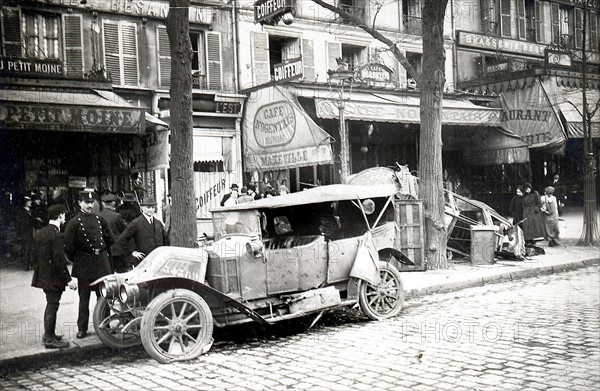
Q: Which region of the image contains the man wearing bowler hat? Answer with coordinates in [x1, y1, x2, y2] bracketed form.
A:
[64, 189, 114, 339]
[118, 195, 169, 266]
[220, 183, 239, 206]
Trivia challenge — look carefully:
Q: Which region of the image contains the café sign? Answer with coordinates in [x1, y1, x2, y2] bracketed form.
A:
[253, 101, 296, 148]
[0, 57, 64, 78]
[0, 104, 144, 134]
[356, 62, 394, 83]
[273, 57, 303, 82]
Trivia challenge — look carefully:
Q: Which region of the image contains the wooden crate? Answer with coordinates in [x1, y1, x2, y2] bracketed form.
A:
[393, 200, 426, 271]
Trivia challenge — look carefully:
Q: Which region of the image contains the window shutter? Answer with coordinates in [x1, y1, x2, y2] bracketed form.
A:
[535, 0, 543, 42]
[103, 21, 121, 84]
[157, 26, 171, 88]
[589, 12, 598, 52]
[121, 23, 139, 86]
[251, 31, 270, 86]
[63, 14, 83, 77]
[500, 0, 511, 37]
[327, 41, 342, 72]
[517, 0, 526, 40]
[1, 7, 22, 57]
[551, 3, 560, 44]
[481, 0, 497, 35]
[574, 8, 583, 49]
[206, 31, 222, 90]
[301, 39, 315, 82]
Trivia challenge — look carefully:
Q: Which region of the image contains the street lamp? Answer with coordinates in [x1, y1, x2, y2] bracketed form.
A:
[328, 59, 354, 183]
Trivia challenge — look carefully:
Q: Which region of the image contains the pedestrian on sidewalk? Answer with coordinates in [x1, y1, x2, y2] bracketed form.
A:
[64, 189, 114, 339]
[16, 195, 35, 270]
[99, 193, 128, 272]
[522, 183, 546, 244]
[31, 204, 77, 349]
[541, 186, 561, 247]
[509, 186, 525, 228]
[117, 196, 169, 267]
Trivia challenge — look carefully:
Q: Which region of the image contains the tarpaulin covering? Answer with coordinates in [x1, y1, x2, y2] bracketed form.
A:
[443, 126, 530, 165]
[541, 79, 600, 139]
[498, 76, 566, 154]
[243, 86, 333, 171]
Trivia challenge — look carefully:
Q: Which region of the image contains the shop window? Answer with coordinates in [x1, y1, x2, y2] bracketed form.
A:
[402, 0, 422, 35]
[103, 20, 139, 86]
[339, 0, 366, 24]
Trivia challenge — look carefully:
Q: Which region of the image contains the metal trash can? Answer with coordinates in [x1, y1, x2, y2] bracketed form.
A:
[470, 225, 499, 265]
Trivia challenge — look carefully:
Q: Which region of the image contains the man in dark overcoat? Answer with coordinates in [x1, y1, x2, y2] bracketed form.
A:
[99, 193, 128, 272]
[64, 189, 114, 339]
[31, 204, 77, 348]
[118, 196, 169, 265]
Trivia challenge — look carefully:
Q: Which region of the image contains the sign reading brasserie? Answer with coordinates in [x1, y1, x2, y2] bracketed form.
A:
[273, 57, 303, 82]
[0, 104, 144, 134]
[253, 101, 296, 148]
[458, 31, 600, 64]
[0, 58, 64, 77]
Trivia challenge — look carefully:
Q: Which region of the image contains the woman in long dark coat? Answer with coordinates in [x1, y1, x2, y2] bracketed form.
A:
[509, 186, 525, 228]
[522, 183, 546, 243]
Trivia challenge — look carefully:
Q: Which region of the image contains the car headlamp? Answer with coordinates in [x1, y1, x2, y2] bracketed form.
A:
[118, 283, 139, 304]
[100, 280, 118, 298]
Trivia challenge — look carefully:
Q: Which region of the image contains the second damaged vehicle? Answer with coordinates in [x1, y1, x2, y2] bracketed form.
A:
[92, 172, 427, 363]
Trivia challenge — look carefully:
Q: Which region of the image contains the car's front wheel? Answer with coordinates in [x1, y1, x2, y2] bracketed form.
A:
[93, 297, 141, 349]
[358, 261, 405, 320]
[140, 289, 214, 364]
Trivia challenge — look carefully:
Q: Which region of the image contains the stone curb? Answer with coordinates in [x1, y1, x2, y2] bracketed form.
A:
[2, 257, 599, 373]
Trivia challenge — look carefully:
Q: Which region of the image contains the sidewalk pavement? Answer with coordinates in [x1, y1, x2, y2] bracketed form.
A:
[1, 207, 598, 370]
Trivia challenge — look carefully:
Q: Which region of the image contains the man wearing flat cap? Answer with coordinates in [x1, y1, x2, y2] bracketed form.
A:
[64, 189, 114, 339]
[118, 195, 169, 266]
[99, 193, 128, 273]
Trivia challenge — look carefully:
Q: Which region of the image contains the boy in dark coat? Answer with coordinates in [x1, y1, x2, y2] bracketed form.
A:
[31, 205, 77, 348]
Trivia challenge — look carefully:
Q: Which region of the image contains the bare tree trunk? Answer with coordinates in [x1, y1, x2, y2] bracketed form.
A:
[167, 0, 197, 247]
[420, 0, 448, 269]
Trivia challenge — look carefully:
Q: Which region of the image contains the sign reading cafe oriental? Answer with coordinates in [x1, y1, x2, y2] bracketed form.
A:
[243, 86, 333, 171]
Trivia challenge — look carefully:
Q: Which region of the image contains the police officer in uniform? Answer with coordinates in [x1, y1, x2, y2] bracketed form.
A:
[64, 189, 114, 339]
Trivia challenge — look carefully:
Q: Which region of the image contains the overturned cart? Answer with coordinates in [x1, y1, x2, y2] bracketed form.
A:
[93, 181, 426, 363]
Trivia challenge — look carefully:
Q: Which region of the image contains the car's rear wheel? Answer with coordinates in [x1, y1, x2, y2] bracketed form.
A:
[93, 297, 141, 349]
[141, 289, 214, 363]
[359, 261, 405, 320]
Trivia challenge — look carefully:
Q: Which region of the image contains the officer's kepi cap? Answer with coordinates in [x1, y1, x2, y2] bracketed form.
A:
[79, 189, 97, 202]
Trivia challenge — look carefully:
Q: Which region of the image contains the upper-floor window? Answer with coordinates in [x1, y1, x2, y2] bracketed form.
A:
[406, 52, 421, 89]
[103, 20, 139, 86]
[402, 0, 422, 35]
[341, 43, 368, 71]
[1, 7, 83, 76]
[339, 0, 366, 24]
[157, 27, 222, 90]
[269, 34, 300, 76]
[481, 0, 511, 37]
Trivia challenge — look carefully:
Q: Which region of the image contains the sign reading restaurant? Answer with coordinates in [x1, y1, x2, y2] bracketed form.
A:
[457, 31, 600, 64]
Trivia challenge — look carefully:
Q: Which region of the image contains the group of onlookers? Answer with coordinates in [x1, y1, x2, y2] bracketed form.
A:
[220, 182, 289, 207]
[28, 189, 168, 349]
[509, 174, 565, 247]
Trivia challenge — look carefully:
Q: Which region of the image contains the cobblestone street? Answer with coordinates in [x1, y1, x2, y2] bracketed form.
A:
[1, 266, 598, 390]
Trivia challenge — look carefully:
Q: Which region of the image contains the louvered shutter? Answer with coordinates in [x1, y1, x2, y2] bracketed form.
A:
[517, 0, 526, 40]
[481, 0, 497, 35]
[551, 3, 560, 44]
[103, 21, 121, 84]
[500, 0, 511, 37]
[251, 31, 270, 86]
[301, 39, 315, 82]
[157, 26, 171, 88]
[535, 0, 543, 43]
[574, 8, 583, 49]
[206, 31, 222, 90]
[121, 23, 139, 86]
[63, 14, 83, 77]
[590, 12, 598, 52]
[327, 41, 342, 72]
[1, 7, 22, 57]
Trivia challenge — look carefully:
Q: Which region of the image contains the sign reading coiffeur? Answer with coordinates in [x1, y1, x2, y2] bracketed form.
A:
[253, 101, 296, 148]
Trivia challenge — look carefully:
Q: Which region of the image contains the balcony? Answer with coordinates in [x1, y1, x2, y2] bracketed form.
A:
[339, 4, 365, 24]
[559, 34, 574, 49]
[403, 15, 422, 35]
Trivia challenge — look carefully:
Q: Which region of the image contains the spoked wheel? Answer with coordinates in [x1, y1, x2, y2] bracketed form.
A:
[141, 289, 214, 364]
[93, 297, 141, 348]
[359, 261, 405, 320]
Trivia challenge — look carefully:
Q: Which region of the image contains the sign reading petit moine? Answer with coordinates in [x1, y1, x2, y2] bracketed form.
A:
[0, 58, 64, 78]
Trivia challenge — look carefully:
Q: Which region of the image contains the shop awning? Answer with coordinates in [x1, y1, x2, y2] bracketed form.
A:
[0, 88, 145, 134]
[242, 86, 333, 171]
[314, 92, 502, 126]
[545, 85, 600, 139]
[93, 89, 169, 129]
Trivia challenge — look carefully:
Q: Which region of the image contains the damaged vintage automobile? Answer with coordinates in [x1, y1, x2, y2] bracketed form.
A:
[92, 175, 426, 363]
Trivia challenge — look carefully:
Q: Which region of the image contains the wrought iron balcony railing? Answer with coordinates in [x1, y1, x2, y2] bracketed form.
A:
[339, 4, 365, 24]
[403, 15, 422, 35]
